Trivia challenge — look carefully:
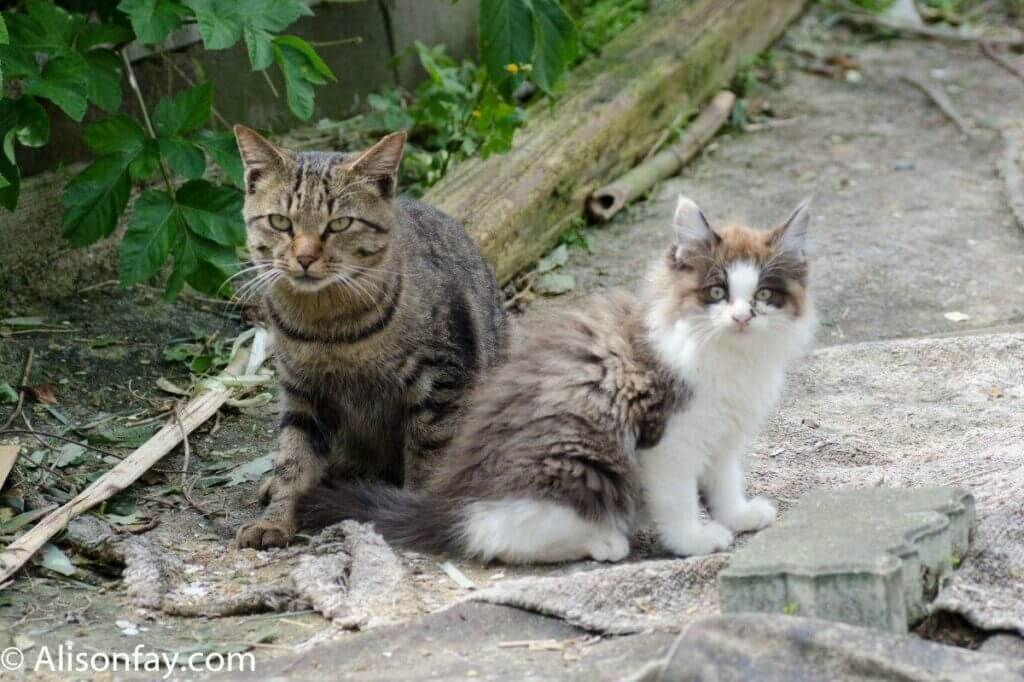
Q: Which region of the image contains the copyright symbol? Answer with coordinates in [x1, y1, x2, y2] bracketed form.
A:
[1, 647, 24, 671]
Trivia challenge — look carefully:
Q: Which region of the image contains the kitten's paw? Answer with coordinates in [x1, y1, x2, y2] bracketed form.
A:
[256, 475, 278, 507]
[720, 497, 777, 533]
[662, 521, 734, 557]
[236, 518, 294, 549]
[588, 530, 631, 562]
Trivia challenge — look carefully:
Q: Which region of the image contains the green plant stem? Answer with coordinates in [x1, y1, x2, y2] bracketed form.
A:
[306, 36, 363, 47]
[121, 49, 175, 196]
[261, 69, 280, 99]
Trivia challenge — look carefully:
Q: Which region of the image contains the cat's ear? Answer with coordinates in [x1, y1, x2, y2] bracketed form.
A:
[671, 195, 718, 259]
[772, 198, 812, 259]
[348, 131, 407, 198]
[233, 125, 289, 194]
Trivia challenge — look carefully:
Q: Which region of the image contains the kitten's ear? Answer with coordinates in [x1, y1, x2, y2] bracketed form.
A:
[233, 125, 289, 193]
[348, 131, 407, 198]
[671, 195, 718, 257]
[772, 198, 812, 259]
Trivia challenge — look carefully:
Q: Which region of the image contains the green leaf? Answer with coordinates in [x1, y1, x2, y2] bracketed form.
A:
[84, 49, 123, 112]
[26, 0, 76, 48]
[0, 44, 40, 80]
[272, 35, 335, 82]
[0, 97, 51, 148]
[243, 24, 274, 71]
[119, 189, 181, 285]
[165, 224, 237, 298]
[76, 22, 134, 51]
[479, 0, 534, 99]
[117, 0, 188, 44]
[23, 56, 90, 121]
[158, 136, 206, 179]
[0, 382, 17, 404]
[0, 15, 8, 45]
[0, 132, 20, 210]
[129, 139, 161, 180]
[192, 129, 243, 187]
[273, 43, 315, 120]
[526, 0, 576, 93]
[242, 0, 311, 33]
[83, 115, 146, 155]
[177, 179, 244, 246]
[61, 154, 132, 246]
[185, 0, 243, 49]
[153, 82, 212, 136]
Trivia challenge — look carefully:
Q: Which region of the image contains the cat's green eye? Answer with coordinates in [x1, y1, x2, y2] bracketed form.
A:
[268, 214, 292, 231]
[706, 286, 727, 302]
[755, 288, 773, 302]
[327, 217, 354, 234]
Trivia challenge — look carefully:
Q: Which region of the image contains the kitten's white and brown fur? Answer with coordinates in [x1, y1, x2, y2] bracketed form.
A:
[297, 195, 815, 562]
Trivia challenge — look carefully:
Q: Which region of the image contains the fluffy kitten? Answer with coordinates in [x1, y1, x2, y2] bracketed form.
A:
[233, 126, 508, 549]
[296, 195, 815, 562]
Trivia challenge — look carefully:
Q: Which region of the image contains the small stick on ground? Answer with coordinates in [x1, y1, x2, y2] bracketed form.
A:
[998, 130, 1024, 234]
[901, 75, 972, 138]
[174, 406, 218, 519]
[587, 90, 735, 223]
[0, 345, 254, 584]
[0, 348, 34, 432]
[981, 42, 1024, 85]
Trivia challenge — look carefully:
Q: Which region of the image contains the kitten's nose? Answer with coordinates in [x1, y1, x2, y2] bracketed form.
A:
[732, 312, 753, 326]
[296, 254, 317, 270]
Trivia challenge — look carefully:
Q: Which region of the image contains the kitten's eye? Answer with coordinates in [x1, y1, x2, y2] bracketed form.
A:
[327, 217, 354, 234]
[268, 214, 292, 231]
[755, 288, 773, 302]
[706, 286, 727, 302]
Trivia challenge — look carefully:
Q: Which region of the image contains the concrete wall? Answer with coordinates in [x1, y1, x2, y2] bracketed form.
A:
[18, 0, 478, 176]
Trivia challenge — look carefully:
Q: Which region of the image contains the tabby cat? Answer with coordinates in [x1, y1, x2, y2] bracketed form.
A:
[233, 126, 508, 549]
[297, 195, 816, 563]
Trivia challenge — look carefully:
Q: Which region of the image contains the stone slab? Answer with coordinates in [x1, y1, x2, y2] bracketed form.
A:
[634, 614, 1024, 682]
[719, 487, 975, 633]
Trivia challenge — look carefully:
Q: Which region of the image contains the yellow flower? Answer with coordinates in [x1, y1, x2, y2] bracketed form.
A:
[505, 63, 520, 74]
[471, 110, 482, 119]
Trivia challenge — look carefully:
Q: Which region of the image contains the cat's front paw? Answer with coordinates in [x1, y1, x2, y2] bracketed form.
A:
[662, 521, 734, 557]
[719, 497, 777, 533]
[236, 517, 295, 549]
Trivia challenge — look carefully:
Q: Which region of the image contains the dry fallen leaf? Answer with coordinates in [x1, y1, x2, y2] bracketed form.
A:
[25, 383, 58, 404]
[986, 387, 1004, 400]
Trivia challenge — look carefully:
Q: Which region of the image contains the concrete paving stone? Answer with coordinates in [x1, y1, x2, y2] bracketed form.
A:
[719, 487, 975, 633]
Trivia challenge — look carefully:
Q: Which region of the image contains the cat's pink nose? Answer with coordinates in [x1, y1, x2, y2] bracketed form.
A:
[296, 254, 317, 270]
[732, 312, 753, 326]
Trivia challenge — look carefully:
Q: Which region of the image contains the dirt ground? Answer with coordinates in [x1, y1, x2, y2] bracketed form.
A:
[2, 8, 1024, 681]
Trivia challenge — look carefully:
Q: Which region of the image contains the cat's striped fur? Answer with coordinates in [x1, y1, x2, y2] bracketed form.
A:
[233, 126, 508, 549]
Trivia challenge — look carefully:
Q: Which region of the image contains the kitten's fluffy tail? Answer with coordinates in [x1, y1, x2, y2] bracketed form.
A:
[295, 482, 465, 555]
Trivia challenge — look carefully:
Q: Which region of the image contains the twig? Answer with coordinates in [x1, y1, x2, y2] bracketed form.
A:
[0, 344, 257, 583]
[121, 49, 176, 196]
[998, 130, 1024, 234]
[981, 42, 1024, 85]
[261, 70, 281, 99]
[0, 429, 125, 461]
[0, 348, 34, 432]
[901, 74, 972, 137]
[839, 7, 1024, 47]
[174, 407, 217, 518]
[587, 91, 735, 223]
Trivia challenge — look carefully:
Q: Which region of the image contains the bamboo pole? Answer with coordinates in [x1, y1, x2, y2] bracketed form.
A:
[0, 345, 252, 585]
[587, 91, 735, 223]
